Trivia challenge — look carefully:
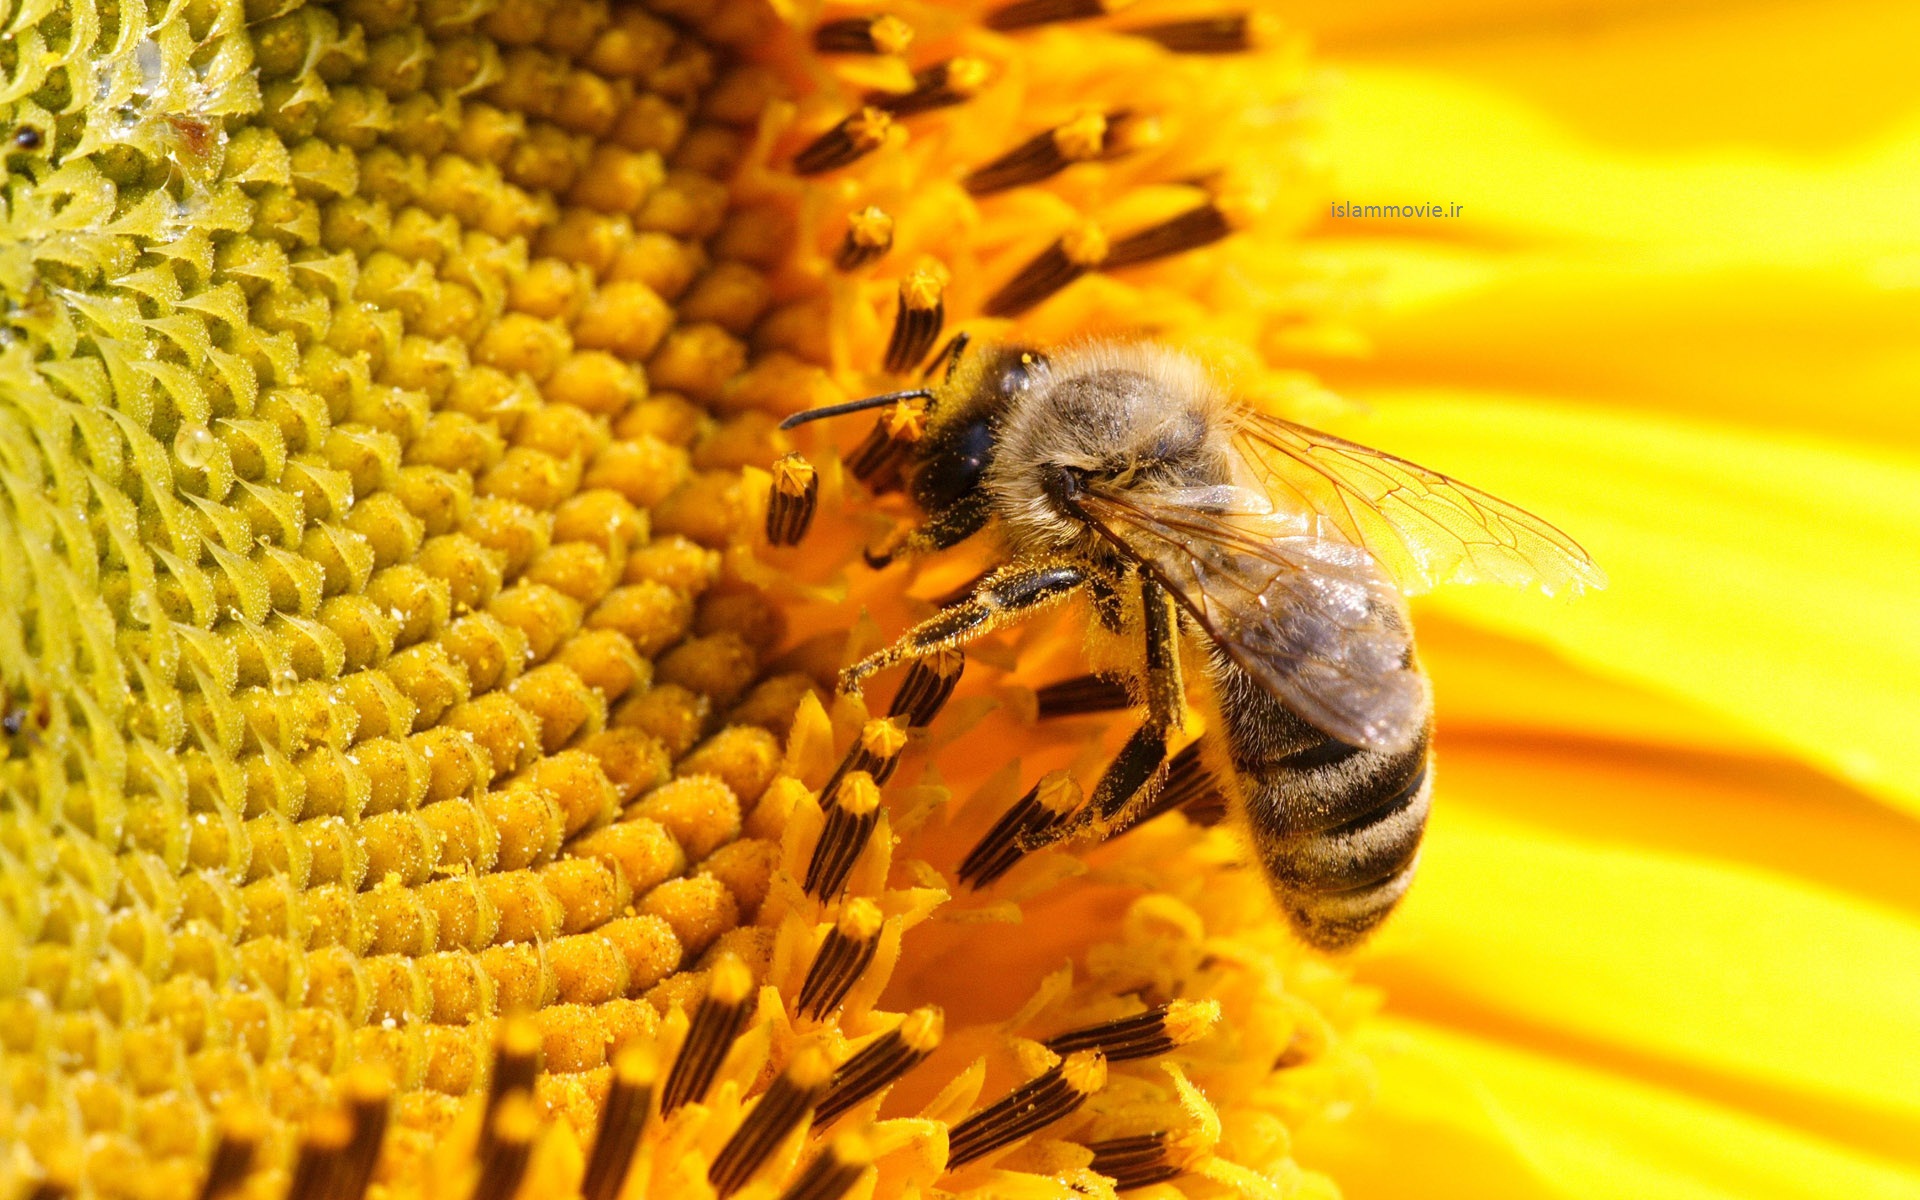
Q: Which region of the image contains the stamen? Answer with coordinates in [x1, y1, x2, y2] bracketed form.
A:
[794, 107, 894, 175]
[984, 0, 1134, 31]
[27, 1185, 70, 1200]
[835, 206, 894, 271]
[821, 717, 911, 797]
[868, 59, 992, 118]
[844, 401, 926, 493]
[946, 1050, 1107, 1169]
[708, 1046, 835, 1196]
[1035, 673, 1132, 718]
[883, 267, 946, 374]
[813, 15, 913, 56]
[336, 1066, 392, 1200]
[766, 454, 819, 547]
[582, 1046, 655, 1200]
[1129, 741, 1227, 828]
[1085, 1132, 1182, 1190]
[957, 771, 1081, 889]
[1124, 13, 1271, 54]
[814, 1006, 944, 1127]
[796, 898, 886, 1020]
[285, 1109, 353, 1200]
[776, 1132, 873, 1200]
[803, 771, 884, 900]
[966, 111, 1135, 196]
[472, 1094, 538, 1200]
[196, 1108, 263, 1200]
[478, 1018, 541, 1160]
[984, 224, 1109, 317]
[662, 954, 755, 1113]
[888, 648, 964, 728]
[1104, 203, 1233, 267]
[1044, 999, 1218, 1062]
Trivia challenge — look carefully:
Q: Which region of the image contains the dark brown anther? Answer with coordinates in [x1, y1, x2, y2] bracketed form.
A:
[814, 1006, 944, 1127]
[804, 771, 884, 900]
[984, 0, 1113, 30]
[709, 1047, 834, 1196]
[796, 898, 886, 1021]
[776, 1132, 873, 1200]
[766, 454, 819, 547]
[984, 224, 1109, 317]
[845, 400, 925, 493]
[957, 771, 1081, 889]
[1086, 1132, 1183, 1190]
[196, 1107, 264, 1200]
[835, 206, 894, 271]
[1035, 673, 1133, 718]
[966, 111, 1134, 196]
[1125, 13, 1259, 53]
[27, 1183, 71, 1200]
[819, 717, 910, 799]
[867, 58, 991, 118]
[888, 647, 964, 728]
[472, 1094, 538, 1200]
[286, 1109, 352, 1200]
[478, 1018, 540, 1160]
[662, 955, 755, 1113]
[336, 1067, 392, 1200]
[1044, 999, 1218, 1063]
[582, 1047, 655, 1200]
[883, 267, 946, 374]
[946, 1051, 1107, 1169]
[794, 107, 894, 175]
[1104, 203, 1233, 267]
[1129, 741, 1227, 828]
[813, 14, 913, 55]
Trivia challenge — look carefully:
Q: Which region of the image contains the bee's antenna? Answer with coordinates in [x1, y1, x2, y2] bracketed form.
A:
[779, 388, 934, 430]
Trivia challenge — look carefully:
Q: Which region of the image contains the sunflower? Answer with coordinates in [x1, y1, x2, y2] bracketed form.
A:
[3, 1, 1917, 1200]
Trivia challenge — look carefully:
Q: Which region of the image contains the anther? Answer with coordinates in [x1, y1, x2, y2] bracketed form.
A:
[285, 1108, 353, 1200]
[796, 898, 886, 1020]
[777, 1132, 873, 1200]
[821, 717, 911, 797]
[709, 1046, 835, 1196]
[814, 1006, 944, 1127]
[1124, 13, 1271, 54]
[957, 771, 1081, 889]
[966, 111, 1135, 196]
[766, 454, 819, 547]
[196, 1108, 264, 1200]
[845, 400, 926, 494]
[985, 0, 1135, 30]
[582, 1046, 655, 1200]
[1129, 741, 1227, 828]
[888, 648, 964, 728]
[835, 206, 894, 271]
[984, 223, 1109, 317]
[946, 1051, 1107, 1169]
[1035, 673, 1133, 718]
[1085, 1132, 1182, 1190]
[868, 58, 992, 118]
[336, 1066, 392, 1200]
[478, 1018, 541, 1160]
[1103, 203, 1233, 268]
[1044, 999, 1218, 1062]
[883, 267, 947, 375]
[803, 770, 884, 900]
[662, 954, 755, 1113]
[794, 107, 894, 175]
[813, 14, 913, 55]
[472, 1093, 538, 1200]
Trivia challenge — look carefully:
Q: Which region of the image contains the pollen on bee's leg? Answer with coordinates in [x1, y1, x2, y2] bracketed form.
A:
[1044, 999, 1219, 1062]
[766, 454, 819, 547]
[803, 771, 884, 900]
[845, 401, 926, 493]
[661, 954, 755, 1113]
[478, 1017, 541, 1160]
[336, 1066, 393, 1200]
[1084, 1132, 1182, 1190]
[1123, 12, 1277, 54]
[286, 1108, 353, 1200]
[813, 14, 914, 56]
[196, 1106, 263, 1200]
[957, 771, 1081, 889]
[966, 111, 1136, 196]
[776, 1132, 873, 1200]
[868, 58, 991, 117]
[1102, 203, 1233, 268]
[581, 1046, 655, 1200]
[984, 224, 1109, 317]
[946, 1050, 1107, 1170]
[708, 1046, 834, 1196]
[472, 1094, 538, 1200]
[883, 267, 946, 375]
[835, 206, 894, 271]
[797, 898, 886, 1021]
[814, 1006, 944, 1128]
[794, 107, 894, 175]
[1034, 673, 1133, 718]
[1126, 741, 1228, 829]
[887, 648, 964, 728]
[984, 0, 1123, 30]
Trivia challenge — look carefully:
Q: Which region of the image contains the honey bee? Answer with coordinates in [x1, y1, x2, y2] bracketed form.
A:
[782, 338, 1603, 949]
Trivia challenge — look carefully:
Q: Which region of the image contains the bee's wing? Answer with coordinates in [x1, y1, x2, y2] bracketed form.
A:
[1233, 410, 1606, 596]
[1076, 485, 1426, 751]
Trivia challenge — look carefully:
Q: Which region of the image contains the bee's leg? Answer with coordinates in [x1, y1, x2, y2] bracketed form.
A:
[839, 560, 1087, 694]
